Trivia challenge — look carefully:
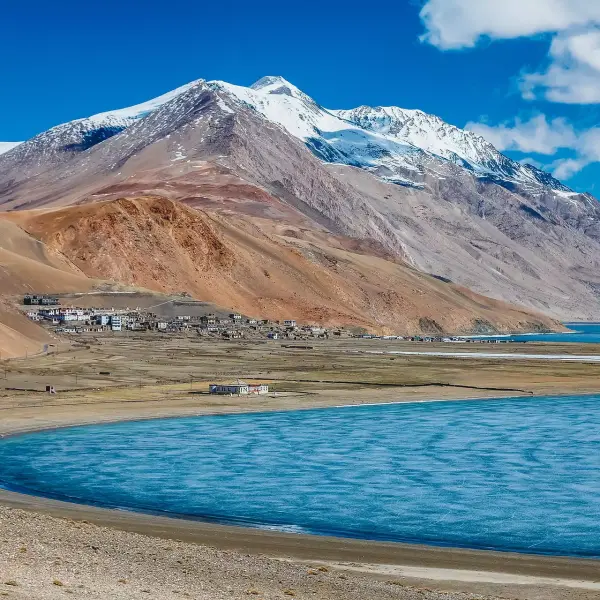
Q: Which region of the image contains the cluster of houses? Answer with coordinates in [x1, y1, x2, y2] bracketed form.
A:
[22, 297, 351, 340]
[196, 315, 338, 340]
[358, 334, 511, 343]
[359, 334, 461, 342]
[26, 306, 126, 333]
[22, 296, 512, 343]
[23, 294, 60, 306]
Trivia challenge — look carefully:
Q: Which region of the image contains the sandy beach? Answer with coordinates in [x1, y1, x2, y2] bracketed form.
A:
[2, 337, 600, 599]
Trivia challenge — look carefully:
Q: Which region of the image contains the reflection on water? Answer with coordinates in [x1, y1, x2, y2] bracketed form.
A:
[1, 395, 600, 556]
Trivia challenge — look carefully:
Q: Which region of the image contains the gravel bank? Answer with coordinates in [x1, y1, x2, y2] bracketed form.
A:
[0, 507, 499, 600]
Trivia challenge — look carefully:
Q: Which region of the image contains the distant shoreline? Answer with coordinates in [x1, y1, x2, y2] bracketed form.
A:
[356, 349, 600, 361]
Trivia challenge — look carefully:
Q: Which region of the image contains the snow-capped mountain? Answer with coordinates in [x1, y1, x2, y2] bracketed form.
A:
[0, 75, 576, 196]
[332, 106, 573, 193]
[0, 80, 199, 174]
[0, 142, 22, 155]
[211, 76, 573, 194]
[1, 74, 600, 322]
[209, 77, 425, 187]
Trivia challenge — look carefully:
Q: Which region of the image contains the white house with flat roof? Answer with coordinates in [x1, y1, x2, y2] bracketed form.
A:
[209, 381, 269, 395]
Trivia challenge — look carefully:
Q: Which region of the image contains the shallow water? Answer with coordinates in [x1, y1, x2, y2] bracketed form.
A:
[1, 395, 600, 556]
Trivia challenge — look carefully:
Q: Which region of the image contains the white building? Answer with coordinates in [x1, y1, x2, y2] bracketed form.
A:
[248, 383, 269, 394]
[284, 320, 297, 328]
[209, 381, 269, 395]
[59, 313, 79, 322]
[110, 315, 122, 331]
[58, 326, 77, 334]
[55, 308, 88, 322]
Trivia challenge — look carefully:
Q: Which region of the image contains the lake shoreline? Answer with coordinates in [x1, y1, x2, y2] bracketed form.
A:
[2, 387, 600, 599]
[3, 392, 600, 560]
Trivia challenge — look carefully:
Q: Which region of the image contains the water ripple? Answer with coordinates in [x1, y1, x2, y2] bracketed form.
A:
[1, 395, 600, 556]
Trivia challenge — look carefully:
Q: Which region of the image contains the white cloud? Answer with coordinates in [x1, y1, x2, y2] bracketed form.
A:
[550, 157, 588, 180]
[575, 128, 600, 165]
[420, 0, 600, 50]
[420, 0, 600, 180]
[466, 114, 600, 179]
[420, 0, 600, 104]
[522, 29, 600, 103]
[466, 115, 576, 155]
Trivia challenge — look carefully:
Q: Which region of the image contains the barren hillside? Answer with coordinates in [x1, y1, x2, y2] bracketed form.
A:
[0, 218, 93, 295]
[1, 78, 599, 321]
[12, 196, 559, 334]
[0, 301, 56, 359]
[0, 218, 95, 357]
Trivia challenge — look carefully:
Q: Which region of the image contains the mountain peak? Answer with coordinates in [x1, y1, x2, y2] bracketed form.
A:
[85, 78, 206, 124]
[250, 76, 302, 97]
[2, 74, 575, 199]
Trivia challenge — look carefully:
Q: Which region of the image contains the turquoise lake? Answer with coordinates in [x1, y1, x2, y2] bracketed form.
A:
[480, 321, 600, 343]
[1, 395, 600, 557]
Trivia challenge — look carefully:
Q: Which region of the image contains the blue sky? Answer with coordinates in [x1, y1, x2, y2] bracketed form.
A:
[2, 0, 600, 193]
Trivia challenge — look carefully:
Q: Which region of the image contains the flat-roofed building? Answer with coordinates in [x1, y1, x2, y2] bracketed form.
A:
[110, 315, 122, 331]
[209, 381, 269, 395]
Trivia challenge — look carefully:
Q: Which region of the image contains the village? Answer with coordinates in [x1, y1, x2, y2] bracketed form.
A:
[23, 294, 352, 340]
[22, 294, 516, 344]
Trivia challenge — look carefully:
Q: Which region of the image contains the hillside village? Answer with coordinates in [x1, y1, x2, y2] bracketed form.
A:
[23, 294, 352, 341]
[22, 294, 514, 343]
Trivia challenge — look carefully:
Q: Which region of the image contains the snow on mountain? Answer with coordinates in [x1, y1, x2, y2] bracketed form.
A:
[334, 105, 500, 168]
[332, 105, 572, 193]
[1, 80, 202, 174]
[84, 80, 201, 126]
[209, 77, 424, 186]
[1, 74, 577, 196]
[208, 76, 573, 193]
[0, 142, 22, 156]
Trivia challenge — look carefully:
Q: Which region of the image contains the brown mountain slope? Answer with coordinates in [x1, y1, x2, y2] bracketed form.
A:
[0, 301, 56, 359]
[12, 196, 559, 334]
[0, 218, 93, 295]
[0, 217, 95, 357]
[1, 80, 598, 320]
